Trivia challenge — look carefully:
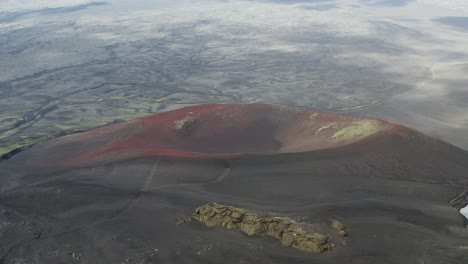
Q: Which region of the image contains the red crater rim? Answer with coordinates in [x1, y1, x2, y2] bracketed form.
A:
[41, 103, 404, 165]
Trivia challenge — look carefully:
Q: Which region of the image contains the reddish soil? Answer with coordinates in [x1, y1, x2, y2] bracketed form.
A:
[33, 103, 403, 166]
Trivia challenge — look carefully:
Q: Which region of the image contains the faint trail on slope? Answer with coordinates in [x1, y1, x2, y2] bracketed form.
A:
[215, 159, 231, 183]
[147, 158, 231, 192]
[112, 158, 160, 217]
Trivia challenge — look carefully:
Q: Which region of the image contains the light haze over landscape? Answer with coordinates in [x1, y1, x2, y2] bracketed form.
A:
[1, 0, 468, 155]
[1, 1, 468, 263]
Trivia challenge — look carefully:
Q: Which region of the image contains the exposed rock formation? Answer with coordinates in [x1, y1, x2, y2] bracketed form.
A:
[192, 202, 338, 253]
[330, 219, 347, 237]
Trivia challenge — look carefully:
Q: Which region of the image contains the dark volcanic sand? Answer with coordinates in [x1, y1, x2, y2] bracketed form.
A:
[0, 104, 468, 264]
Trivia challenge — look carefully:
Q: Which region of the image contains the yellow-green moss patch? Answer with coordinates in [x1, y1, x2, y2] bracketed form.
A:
[332, 120, 382, 142]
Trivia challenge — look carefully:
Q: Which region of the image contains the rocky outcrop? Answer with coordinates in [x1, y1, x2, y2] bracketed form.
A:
[330, 219, 347, 237]
[192, 202, 342, 253]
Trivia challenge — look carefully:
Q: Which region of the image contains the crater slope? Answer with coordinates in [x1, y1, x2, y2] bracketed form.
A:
[1, 104, 468, 264]
[17, 104, 397, 167]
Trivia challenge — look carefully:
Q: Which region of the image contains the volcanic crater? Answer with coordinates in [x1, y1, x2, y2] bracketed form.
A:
[1, 103, 468, 264]
[23, 103, 401, 166]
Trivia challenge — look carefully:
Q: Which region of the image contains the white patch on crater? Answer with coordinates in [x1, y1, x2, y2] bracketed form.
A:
[174, 113, 195, 131]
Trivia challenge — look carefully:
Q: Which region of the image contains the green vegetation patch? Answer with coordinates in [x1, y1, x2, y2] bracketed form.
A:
[0, 134, 54, 160]
[332, 119, 382, 142]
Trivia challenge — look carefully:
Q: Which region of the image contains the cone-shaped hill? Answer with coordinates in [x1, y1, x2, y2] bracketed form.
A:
[16, 104, 399, 166]
[1, 104, 468, 264]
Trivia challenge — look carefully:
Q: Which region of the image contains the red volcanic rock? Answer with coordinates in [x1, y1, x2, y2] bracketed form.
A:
[39, 104, 400, 165]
